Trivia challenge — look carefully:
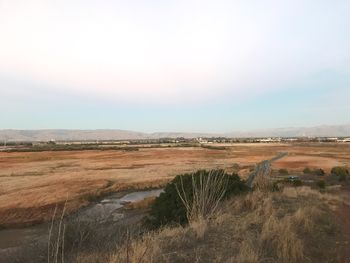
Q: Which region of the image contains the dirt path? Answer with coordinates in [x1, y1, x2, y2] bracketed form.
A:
[246, 152, 288, 188]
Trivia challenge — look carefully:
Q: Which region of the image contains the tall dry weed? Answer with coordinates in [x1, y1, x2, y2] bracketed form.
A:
[175, 170, 228, 222]
[232, 190, 267, 212]
[189, 218, 207, 240]
[48, 200, 67, 263]
[110, 233, 159, 263]
[260, 214, 303, 263]
[293, 206, 321, 233]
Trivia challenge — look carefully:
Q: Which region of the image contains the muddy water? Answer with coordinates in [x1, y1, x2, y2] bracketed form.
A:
[0, 188, 163, 254]
[77, 189, 164, 222]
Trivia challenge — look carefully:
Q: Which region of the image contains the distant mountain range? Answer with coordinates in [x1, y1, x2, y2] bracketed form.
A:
[225, 124, 350, 138]
[0, 124, 350, 141]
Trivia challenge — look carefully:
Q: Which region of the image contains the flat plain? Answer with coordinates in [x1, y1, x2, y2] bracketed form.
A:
[1, 143, 349, 227]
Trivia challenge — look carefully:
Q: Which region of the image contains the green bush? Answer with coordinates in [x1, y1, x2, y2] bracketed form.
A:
[303, 167, 311, 174]
[148, 170, 247, 228]
[316, 180, 326, 189]
[331, 167, 349, 181]
[279, 169, 289, 175]
[315, 168, 325, 176]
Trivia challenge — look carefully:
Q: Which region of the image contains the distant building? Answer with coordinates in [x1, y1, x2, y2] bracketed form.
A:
[196, 137, 208, 143]
[257, 138, 281, 143]
[338, 138, 350, 142]
[327, 137, 338, 141]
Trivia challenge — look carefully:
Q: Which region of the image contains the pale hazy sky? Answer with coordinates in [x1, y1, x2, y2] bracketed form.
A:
[0, 0, 349, 132]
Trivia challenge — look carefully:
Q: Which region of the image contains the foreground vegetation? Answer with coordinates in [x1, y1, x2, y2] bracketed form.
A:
[88, 186, 345, 263]
[8, 169, 345, 263]
[2, 143, 349, 228]
[2, 160, 349, 262]
[148, 170, 247, 227]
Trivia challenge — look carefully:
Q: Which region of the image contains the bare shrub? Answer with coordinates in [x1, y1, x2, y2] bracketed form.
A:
[148, 170, 246, 227]
[282, 187, 299, 198]
[233, 189, 267, 212]
[48, 201, 67, 263]
[175, 170, 228, 222]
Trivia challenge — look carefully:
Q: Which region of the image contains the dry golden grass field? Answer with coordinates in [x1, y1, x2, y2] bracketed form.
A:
[0, 143, 349, 227]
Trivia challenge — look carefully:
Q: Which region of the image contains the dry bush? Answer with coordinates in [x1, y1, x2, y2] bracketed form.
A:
[293, 206, 321, 233]
[256, 194, 274, 217]
[253, 172, 272, 192]
[231, 189, 267, 212]
[282, 186, 344, 209]
[189, 218, 208, 240]
[282, 187, 299, 198]
[113, 234, 159, 263]
[175, 170, 228, 222]
[109, 228, 177, 263]
[260, 214, 303, 263]
[108, 185, 342, 263]
[250, 159, 273, 191]
[47, 202, 67, 263]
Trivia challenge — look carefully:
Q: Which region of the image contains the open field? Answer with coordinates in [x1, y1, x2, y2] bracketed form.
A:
[0, 143, 349, 227]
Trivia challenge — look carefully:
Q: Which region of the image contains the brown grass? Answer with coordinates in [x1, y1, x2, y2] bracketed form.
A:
[1, 143, 349, 227]
[103, 185, 344, 263]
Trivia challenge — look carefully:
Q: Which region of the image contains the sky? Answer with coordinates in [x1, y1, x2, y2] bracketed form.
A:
[0, 0, 349, 132]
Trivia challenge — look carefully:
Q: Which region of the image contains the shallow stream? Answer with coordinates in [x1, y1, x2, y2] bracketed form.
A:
[0, 188, 163, 254]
